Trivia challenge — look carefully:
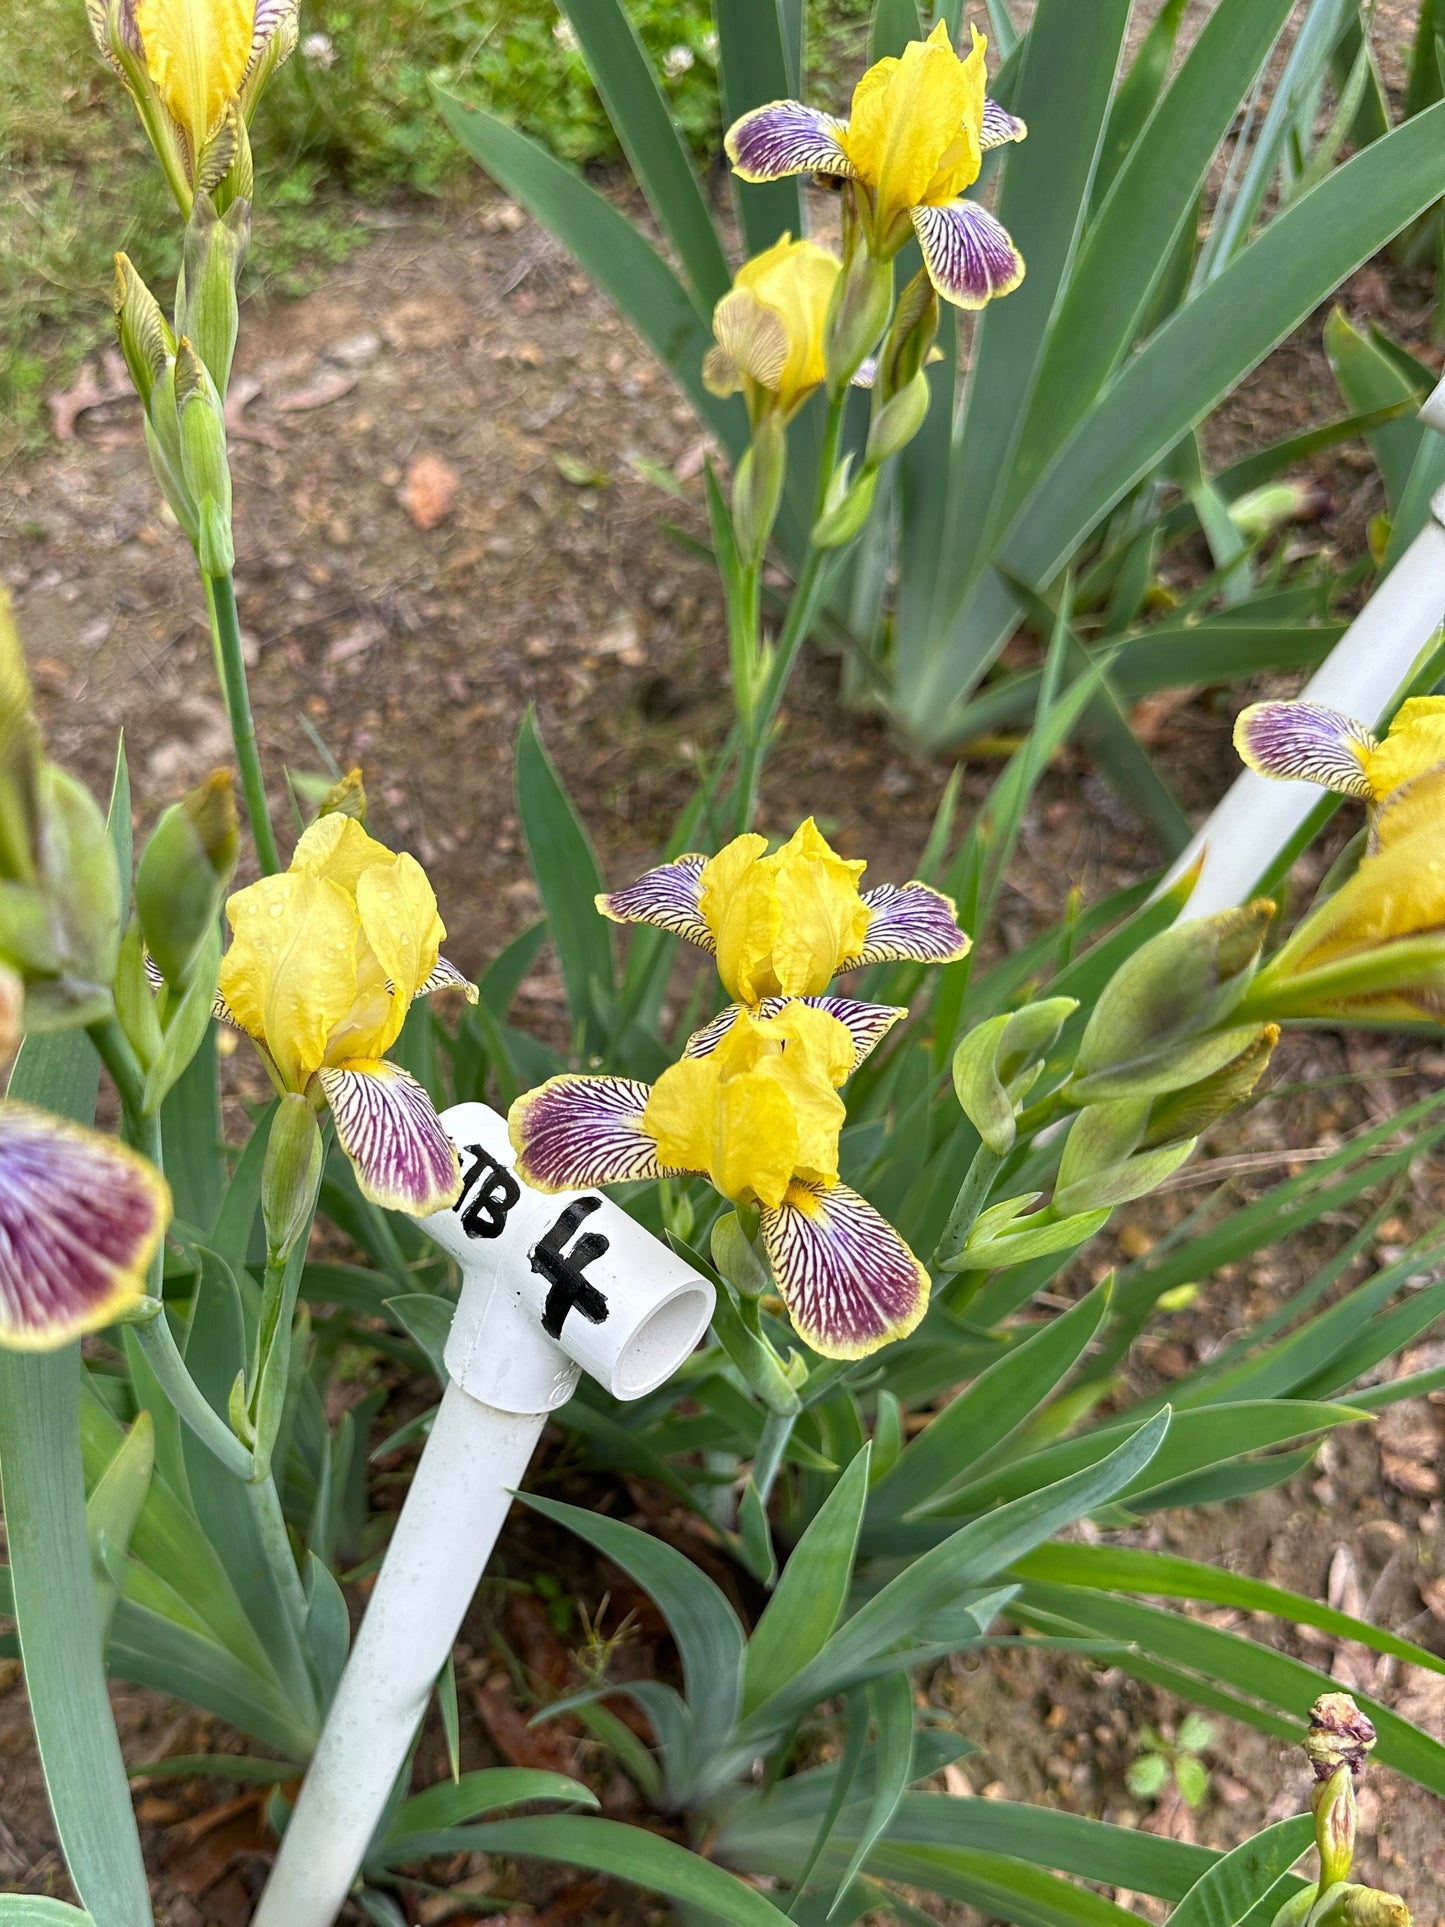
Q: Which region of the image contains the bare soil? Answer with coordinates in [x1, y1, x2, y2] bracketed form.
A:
[3, 68, 1445, 1927]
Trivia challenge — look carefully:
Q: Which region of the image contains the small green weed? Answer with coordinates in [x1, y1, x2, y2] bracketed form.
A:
[1126, 1714, 1216, 1811]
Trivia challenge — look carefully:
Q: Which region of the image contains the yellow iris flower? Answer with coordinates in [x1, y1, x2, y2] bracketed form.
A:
[134, 0, 255, 155]
[509, 999, 929, 1358]
[698, 818, 871, 1005]
[842, 20, 988, 240]
[703, 235, 840, 421]
[642, 1001, 854, 1209]
[218, 815, 474, 1215]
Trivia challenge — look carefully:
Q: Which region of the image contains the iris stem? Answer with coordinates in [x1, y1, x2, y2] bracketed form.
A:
[205, 571, 280, 876]
[733, 388, 849, 834]
[933, 1143, 1006, 1272]
[129, 1314, 253, 1480]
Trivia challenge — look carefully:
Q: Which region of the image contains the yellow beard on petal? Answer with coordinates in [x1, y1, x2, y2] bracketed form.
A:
[136, 0, 256, 152]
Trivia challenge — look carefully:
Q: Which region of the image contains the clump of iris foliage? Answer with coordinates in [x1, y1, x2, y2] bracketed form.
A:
[2, 3, 1445, 1927]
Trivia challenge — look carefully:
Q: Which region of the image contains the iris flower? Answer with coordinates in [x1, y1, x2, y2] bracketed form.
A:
[216, 814, 476, 1217]
[703, 235, 841, 422]
[87, 0, 298, 186]
[510, 1001, 927, 1358]
[0, 1101, 171, 1350]
[1236, 697, 1445, 1022]
[725, 21, 1026, 309]
[598, 815, 970, 1019]
[1235, 695, 1445, 810]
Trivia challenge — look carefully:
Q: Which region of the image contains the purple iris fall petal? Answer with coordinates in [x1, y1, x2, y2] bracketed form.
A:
[981, 97, 1027, 147]
[596, 854, 714, 949]
[759, 1179, 929, 1359]
[319, 1060, 461, 1217]
[911, 200, 1025, 309]
[509, 1074, 671, 1193]
[0, 1101, 170, 1350]
[1233, 701, 1377, 798]
[725, 101, 856, 182]
[850, 881, 971, 969]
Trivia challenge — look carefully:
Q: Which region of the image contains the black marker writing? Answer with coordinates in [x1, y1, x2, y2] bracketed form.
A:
[531, 1197, 610, 1338]
[457, 1144, 521, 1241]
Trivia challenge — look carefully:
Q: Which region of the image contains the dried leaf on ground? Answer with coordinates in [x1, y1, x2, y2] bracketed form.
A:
[402, 454, 459, 530]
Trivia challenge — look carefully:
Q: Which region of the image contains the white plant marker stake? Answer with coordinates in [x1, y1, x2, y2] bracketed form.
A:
[253, 1101, 714, 1927]
[1169, 378, 1445, 919]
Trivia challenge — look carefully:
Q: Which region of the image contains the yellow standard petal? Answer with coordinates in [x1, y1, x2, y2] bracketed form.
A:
[343, 852, 446, 1059]
[289, 811, 398, 898]
[842, 21, 986, 231]
[135, 0, 256, 151]
[700, 819, 869, 1003]
[218, 869, 360, 1090]
[1363, 696, 1445, 802]
[640, 1002, 852, 1209]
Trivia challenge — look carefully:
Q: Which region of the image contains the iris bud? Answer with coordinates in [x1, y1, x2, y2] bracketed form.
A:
[175, 339, 234, 574]
[318, 767, 368, 822]
[734, 413, 788, 568]
[953, 995, 1077, 1155]
[135, 771, 239, 989]
[177, 193, 250, 396]
[866, 371, 930, 466]
[262, 1093, 325, 1266]
[1070, 901, 1274, 1103]
[825, 249, 893, 391]
[811, 457, 877, 548]
[114, 254, 174, 414]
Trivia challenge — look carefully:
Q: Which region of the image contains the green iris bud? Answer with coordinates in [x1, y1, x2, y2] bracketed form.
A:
[114, 254, 174, 415]
[811, 456, 877, 549]
[953, 996, 1078, 1156]
[262, 1093, 325, 1266]
[175, 338, 233, 575]
[734, 413, 788, 569]
[825, 249, 893, 391]
[318, 767, 367, 822]
[176, 192, 250, 398]
[866, 371, 930, 466]
[135, 771, 239, 990]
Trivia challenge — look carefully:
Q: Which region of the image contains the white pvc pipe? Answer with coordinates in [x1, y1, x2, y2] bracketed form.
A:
[254, 1103, 714, 1927]
[1169, 437, 1445, 923]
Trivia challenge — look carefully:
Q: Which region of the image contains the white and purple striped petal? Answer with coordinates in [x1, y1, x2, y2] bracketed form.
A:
[0, 1101, 170, 1350]
[508, 1074, 675, 1193]
[759, 1179, 929, 1359]
[684, 996, 904, 1070]
[417, 955, 479, 1002]
[319, 1060, 461, 1218]
[596, 855, 714, 950]
[1233, 701, 1376, 798]
[850, 882, 971, 970]
[725, 102, 856, 183]
[912, 200, 1025, 310]
[981, 98, 1027, 148]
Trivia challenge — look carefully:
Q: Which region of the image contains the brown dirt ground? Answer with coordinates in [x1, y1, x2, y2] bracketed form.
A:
[5, 8, 1445, 1920]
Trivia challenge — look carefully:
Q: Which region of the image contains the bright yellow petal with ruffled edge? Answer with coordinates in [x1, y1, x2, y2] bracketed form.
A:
[341, 853, 446, 1060]
[289, 812, 397, 898]
[769, 819, 869, 994]
[842, 21, 984, 228]
[1365, 697, 1445, 801]
[135, 0, 255, 149]
[736, 237, 840, 412]
[218, 870, 359, 1089]
[700, 834, 776, 1003]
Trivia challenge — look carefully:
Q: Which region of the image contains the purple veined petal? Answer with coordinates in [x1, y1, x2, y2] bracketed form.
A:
[596, 854, 714, 950]
[1233, 701, 1376, 798]
[319, 1059, 462, 1218]
[509, 1074, 676, 1193]
[912, 199, 1025, 310]
[684, 996, 903, 1070]
[87, 0, 142, 63]
[725, 101, 857, 183]
[416, 955, 479, 1003]
[981, 97, 1027, 148]
[759, 1179, 929, 1360]
[849, 881, 971, 970]
[852, 356, 879, 391]
[143, 950, 248, 1029]
[0, 1100, 170, 1350]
